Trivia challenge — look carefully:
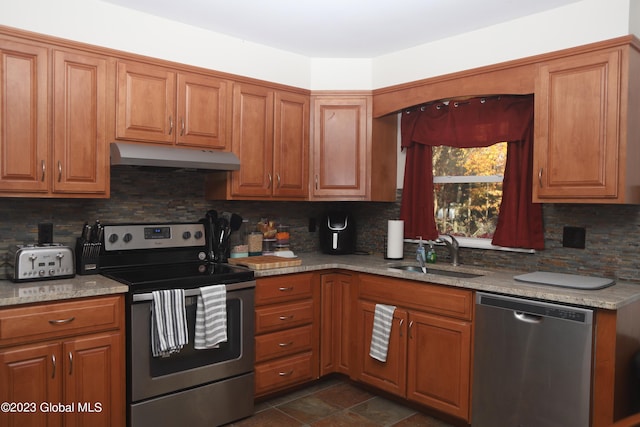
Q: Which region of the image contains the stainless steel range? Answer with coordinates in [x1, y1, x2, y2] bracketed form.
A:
[99, 220, 255, 427]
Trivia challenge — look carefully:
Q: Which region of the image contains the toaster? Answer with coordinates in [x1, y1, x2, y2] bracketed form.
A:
[8, 244, 75, 282]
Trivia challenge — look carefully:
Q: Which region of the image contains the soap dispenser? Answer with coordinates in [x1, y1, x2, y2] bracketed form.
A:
[416, 236, 427, 273]
[426, 241, 437, 263]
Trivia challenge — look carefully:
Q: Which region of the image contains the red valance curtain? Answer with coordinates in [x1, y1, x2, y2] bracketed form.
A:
[399, 95, 544, 250]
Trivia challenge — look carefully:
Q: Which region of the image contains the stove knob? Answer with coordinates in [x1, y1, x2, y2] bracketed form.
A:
[123, 233, 133, 243]
[38, 270, 46, 277]
[197, 251, 207, 261]
[182, 231, 191, 240]
[49, 269, 56, 276]
[194, 230, 203, 240]
[108, 233, 118, 244]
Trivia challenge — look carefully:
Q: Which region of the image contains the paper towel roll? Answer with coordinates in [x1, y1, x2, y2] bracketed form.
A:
[386, 220, 404, 260]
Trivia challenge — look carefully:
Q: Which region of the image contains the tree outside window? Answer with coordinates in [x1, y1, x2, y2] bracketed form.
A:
[433, 143, 507, 238]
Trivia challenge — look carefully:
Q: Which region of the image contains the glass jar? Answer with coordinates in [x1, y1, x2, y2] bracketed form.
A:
[230, 219, 249, 258]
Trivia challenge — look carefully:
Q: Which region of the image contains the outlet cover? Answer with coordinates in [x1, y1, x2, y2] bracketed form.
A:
[563, 226, 586, 249]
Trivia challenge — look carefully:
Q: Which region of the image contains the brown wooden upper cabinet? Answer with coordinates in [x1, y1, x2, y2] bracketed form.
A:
[116, 60, 229, 150]
[206, 83, 309, 200]
[533, 42, 640, 203]
[0, 38, 109, 198]
[310, 94, 397, 201]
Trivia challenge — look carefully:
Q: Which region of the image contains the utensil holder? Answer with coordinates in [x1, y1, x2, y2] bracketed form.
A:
[76, 237, 102, 275]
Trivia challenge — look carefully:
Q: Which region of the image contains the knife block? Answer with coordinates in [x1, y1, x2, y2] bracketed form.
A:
[76, 237, 102, 275]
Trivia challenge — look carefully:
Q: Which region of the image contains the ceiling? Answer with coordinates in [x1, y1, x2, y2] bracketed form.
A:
[103, 0, 582, 58]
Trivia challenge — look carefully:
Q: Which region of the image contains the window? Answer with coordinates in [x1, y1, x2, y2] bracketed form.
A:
[432, 143, 507, 239]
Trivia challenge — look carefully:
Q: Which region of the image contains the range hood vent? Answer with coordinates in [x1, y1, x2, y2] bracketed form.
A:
[110, 142, 240, 171]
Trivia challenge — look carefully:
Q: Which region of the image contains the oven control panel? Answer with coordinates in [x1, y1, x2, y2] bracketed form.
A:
[104, 223, 206, 251]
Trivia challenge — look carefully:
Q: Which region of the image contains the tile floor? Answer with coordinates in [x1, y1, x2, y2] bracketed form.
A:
[226, 377, 457, 427]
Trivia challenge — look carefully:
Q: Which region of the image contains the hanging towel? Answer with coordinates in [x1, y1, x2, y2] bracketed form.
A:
[151, 289, 188, 358]
[194, 285, 227, 349]
[369, 304, 396, 362]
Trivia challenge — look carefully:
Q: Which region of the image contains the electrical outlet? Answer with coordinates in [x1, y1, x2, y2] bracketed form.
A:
[563, 226, 586, 249]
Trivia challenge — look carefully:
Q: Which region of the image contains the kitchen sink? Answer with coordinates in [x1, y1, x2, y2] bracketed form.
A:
[389, 265, 484, 279]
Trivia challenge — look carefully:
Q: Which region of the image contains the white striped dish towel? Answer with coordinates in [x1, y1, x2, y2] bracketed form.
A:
[369, 304, 396, 362]
[194, 285, 227, 349]
[151, 289, 188, 358]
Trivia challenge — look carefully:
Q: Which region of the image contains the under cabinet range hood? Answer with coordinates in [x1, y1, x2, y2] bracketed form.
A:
[110, 142, 240, 171]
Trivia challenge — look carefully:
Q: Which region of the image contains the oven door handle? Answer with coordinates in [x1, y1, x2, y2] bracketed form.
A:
[131, 280, 256, 302]
[132, 288, 202, 302]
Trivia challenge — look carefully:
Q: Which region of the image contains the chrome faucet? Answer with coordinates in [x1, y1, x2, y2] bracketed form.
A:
[438, 234, 460, 266]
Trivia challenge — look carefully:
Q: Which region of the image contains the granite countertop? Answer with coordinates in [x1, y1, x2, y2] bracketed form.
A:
[253, 253, 640, 310]
[0, 274, 128, 307]
[2, 252, 639, 310]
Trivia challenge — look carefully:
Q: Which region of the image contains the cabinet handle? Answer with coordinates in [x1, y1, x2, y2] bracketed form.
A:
[278, 342, 293, 348]
[68, 352, 73, 375]
[279, 315, 294, 321]
[41, 160, 46, 181]
[169, 116, 174, 135]
[278, 370, 294, 377]
[399, 319, 404, 337]
[267, 173, 272, 189]
[276, 173, 281, 188]
[48, 316, 75, 325]
[51, 354, 56, 379]
[278, 287, 293, 292]
[409, 320, 414, 339]
[57, 161, 62, 182]
[315, 174, 319, 190]
[180, 117, 185, 136]
[538, 168, 543, 188]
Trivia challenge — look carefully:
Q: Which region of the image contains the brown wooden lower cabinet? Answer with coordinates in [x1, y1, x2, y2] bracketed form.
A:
[254, 273, 320, 398]
[353, 274, 473, 422]
[0, 296, 125, 427]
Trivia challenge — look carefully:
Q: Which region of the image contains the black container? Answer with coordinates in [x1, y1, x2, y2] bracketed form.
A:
[319, 212, 356, 255]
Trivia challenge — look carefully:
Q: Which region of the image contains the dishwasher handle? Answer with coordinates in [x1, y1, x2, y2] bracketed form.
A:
[514, 311, 543, 324]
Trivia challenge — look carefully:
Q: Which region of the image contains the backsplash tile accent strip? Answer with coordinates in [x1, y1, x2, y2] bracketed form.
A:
[1, 168, 640, 283]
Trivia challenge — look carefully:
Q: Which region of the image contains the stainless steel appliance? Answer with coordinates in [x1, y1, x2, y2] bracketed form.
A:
[7, 243, 75, 281]
[472, 292, 594, 427]
[99, 221, 255, 427]
[319, 212, 356, 254]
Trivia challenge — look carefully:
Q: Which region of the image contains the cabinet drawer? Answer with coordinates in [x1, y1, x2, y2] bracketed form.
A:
[255, 324, 312, 363]
[358, 274, 473, 321]
[255, 300, 313, 334]
[0, 296, 122, 346]
[255, 274, 313, 306]
[255, 351, 314, 397]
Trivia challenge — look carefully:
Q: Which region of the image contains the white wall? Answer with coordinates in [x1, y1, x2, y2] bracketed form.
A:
[1, 0, 635, 90]
[372, 0, 634, 88]
[0, 0, 312, 88]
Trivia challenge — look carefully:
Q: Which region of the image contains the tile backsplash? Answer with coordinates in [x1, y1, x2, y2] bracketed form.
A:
[2, 166, 640, 282]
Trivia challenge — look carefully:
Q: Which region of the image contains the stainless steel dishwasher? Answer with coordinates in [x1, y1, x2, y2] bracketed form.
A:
[472, 292, 594, 427]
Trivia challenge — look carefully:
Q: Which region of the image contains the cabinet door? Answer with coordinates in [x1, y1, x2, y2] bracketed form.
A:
[320, 272, 352, 376]
[273, 91, 308, 198]
[116, 61, 176, 144]
[0, 39, 48, 194]
[311, 96, 369, 199]
[52, 50, 108, 195]
[230, 83, 274, 197]
[534, 49, 621, 201]
[355, 300, 407, 397]
[176, 73, 229, 149]
[407, 310, 471, 421]
[63, 332, 124, 427]
[0, 342, 62, 427]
